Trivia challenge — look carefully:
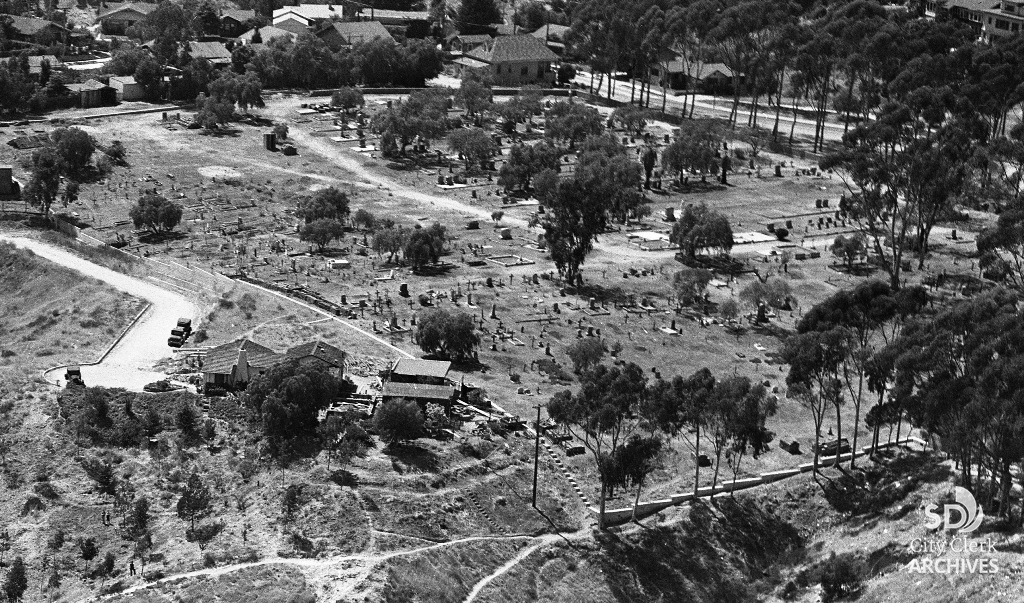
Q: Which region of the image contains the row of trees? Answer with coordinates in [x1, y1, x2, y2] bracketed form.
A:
[548, 362, 776, 528]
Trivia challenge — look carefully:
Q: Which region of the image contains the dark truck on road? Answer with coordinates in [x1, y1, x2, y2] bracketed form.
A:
[168, 318, 193, 348]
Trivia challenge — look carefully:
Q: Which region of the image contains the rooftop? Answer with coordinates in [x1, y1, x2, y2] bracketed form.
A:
[239, 25, 298, 44]
[382, 382, 457, 401]
[320, 20, 394, 45]
[530, 23, 570, 41]
[467, 34, 558, 64]
[2, 14, 66, 36]
[391, 358, 452, 379]
[188, 40, 232, 63]
[273, 3, 343, 22]
[203, 339, 281, 375]
[221, 8, 256, 23]
[286, 340, 346, 367]
[97, 2, 158, 19]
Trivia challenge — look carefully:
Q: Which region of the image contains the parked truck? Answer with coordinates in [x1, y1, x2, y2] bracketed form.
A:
[64, 366, 84, 387]
[168, 318, 193, 348]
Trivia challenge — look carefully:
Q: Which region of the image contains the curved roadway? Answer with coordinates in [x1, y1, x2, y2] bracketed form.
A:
[1, 235, 197, 391]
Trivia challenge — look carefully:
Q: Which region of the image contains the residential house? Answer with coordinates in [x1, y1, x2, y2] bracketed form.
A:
[650, 56, 741, 95]
[109, 75, 144, 101]
[1, 15, 67, 45]
[96, 2, 157, 34]
[65, 79, 115, 108]
[317, 20, 394, 50]
[381, 359, 457, 410]
[238, 25, 298, 45]
[188, 40, 232, 66]
[447, 33, 491, 54]
[462, 34, 558, 86]
[220, 8, 256, 37]
[529, 23, 570, 55]
[981, 0, 1024, 40]
[202, 339, 282, 392]
[924, 0, 994, 34]
[285, 340, 346, 378]
[273, 17, 311, 35]
[272, 3, 346, 30]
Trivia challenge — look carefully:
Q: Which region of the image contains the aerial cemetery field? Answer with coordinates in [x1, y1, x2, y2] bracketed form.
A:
[2, 87, 985, 503]
[0, 80, 1013, 603]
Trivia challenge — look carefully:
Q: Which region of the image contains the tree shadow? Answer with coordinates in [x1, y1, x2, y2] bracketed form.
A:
[137, 231, 188, 245]
[819, 451, 952, 516]
[330, 469, 359, 488]
[386, 443, 440, 473]
[593, 497, 804, 603]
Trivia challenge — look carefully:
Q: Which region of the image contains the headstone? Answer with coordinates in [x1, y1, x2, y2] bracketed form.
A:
[490, 303, 497, 319]
[775, 164, 782, 177]
[399, 283, 409, 297]
[486, 276, 493, 287]
[589, 297, 597, 310]
[665, 207, 675, 221]
[532, 273, 539, 285]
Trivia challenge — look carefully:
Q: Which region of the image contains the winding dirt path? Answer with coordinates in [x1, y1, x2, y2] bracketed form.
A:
[0, 234, 198, 391]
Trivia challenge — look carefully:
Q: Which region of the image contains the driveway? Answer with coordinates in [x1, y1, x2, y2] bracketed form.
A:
[0, 235, 198, 391]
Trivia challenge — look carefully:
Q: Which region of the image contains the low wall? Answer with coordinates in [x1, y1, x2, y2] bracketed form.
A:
[593, 438, 917, 525]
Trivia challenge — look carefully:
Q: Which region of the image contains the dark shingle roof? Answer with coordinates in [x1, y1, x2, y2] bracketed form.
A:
[382, 382, 456, 401]
[287, 340, 346, 368]
[203, 339, 281, 375]
[467, 34, 558, 64]
[221, 8, 256, 23]
[2, 14, 66, 36]
[321, 20, 394, 45]
[188, 40, 232, 62]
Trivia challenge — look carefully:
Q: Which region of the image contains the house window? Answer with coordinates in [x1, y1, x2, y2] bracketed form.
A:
[521, 65, 528, 76]
[997, 18, 1010, 28]
[1014, 22, 1020, 30]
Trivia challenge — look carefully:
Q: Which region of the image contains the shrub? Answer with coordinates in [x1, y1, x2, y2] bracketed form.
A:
[775, 227, 789, 240]
[820, 552, 863, 602]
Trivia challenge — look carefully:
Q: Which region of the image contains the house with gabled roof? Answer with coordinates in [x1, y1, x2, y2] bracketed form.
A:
[316, 20, 394, 50]
[96, 2, 157, 34]
[1, 15, 67, 44]
[286, 340, 346, 377]
[202, 339, 283, 391]
[462, 34, 558, 86]
[447, 33, 491, 54]
[220, 8, 256, 37]
[187, 40, 232, 66]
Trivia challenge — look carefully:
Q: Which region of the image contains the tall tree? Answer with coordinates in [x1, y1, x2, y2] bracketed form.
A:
[548, 362, 648, 529]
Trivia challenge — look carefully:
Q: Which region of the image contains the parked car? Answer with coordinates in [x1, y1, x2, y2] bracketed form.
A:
[176, 318, 192, 335]
[64, 366, 84, 387]
[167, 335, 184, 348]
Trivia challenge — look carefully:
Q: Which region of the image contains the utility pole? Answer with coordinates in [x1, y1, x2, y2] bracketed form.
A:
[532, 404, 542, 508]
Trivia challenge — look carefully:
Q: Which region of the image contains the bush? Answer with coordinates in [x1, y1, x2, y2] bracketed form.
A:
[372, 399, 424, 446]
[775, 227, 789, 240]
[820, 552, 863, 602]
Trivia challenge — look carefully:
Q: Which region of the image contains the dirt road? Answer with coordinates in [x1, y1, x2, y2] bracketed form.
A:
[0, 235, 198, 391]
